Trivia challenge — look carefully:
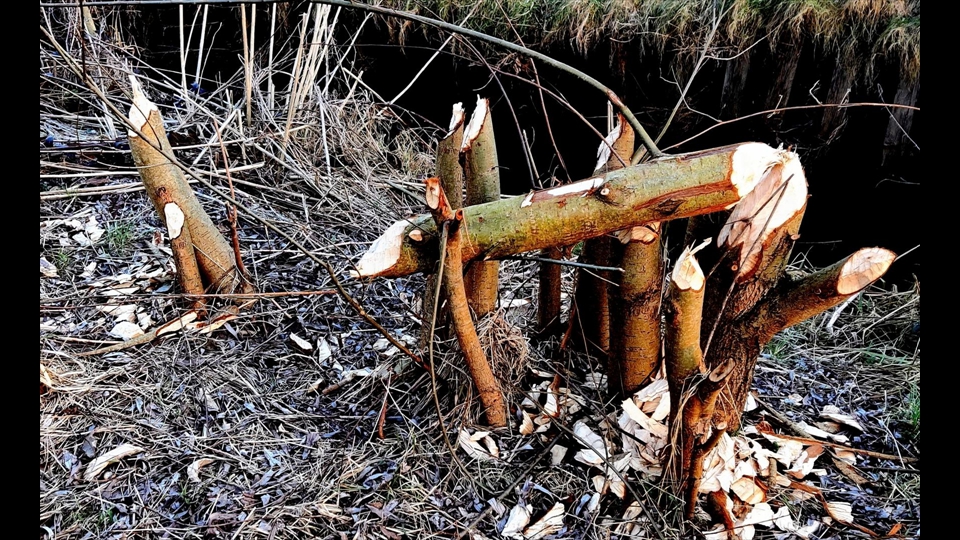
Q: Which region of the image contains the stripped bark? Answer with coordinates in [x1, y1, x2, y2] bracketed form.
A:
[425, 177, 507, 427]
[155, 186, 204, 311]
[421, 104, 465, 348]
[462, 97, 501, 316]
[128, 77, 252, 294]
[355, 143, 787, 279]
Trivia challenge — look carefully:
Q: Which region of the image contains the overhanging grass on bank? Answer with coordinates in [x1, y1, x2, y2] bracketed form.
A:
[385, 0, 919, 78]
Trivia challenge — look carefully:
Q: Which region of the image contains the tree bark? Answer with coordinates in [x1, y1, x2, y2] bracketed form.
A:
[663, 245, 724, 518]
[354, 143, 788, 279]
[128, 78, 252, 294]
[765, 35, 803, 111]
[883, 75, 920, 165]
[426, 177, 507, 427]
[571, 236, 612, 353]
[610, 226, 663, 394]
[537, 246, 563, 333]
[756, 247, 897, 342]
[699, 161, 808, 430]
[720, 50, 751, 119]
[155, 186, 205, 311]
[438, 103, 466, 209]
[603, 114, 664, 394]
[821, 46, 857, 139]
[462, 97, 501, 316]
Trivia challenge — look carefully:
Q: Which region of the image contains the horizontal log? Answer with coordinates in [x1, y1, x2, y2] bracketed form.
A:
[354, 143, 794, 279]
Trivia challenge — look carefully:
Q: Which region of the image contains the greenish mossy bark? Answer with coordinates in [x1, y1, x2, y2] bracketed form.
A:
[356, 143, 776, 279]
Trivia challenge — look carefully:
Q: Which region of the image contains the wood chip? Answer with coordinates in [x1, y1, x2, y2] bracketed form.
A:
[523, 502, 565, 539]
[84, 444, 144, 481]
[187, 458, 214, 482]
[290, 333, 313, 351]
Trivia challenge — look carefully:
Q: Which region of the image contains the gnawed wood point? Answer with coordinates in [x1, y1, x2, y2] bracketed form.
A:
[837, 248, 895, 294]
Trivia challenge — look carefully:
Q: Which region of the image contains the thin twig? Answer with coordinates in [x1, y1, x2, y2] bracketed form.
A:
[651, 3, 726, 155]
[665, 102, 919, 152]
[499, 255, 623, 273]
[212, 118, 249, 279]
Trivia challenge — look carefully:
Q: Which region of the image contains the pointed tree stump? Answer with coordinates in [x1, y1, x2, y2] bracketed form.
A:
[462, 97, 501, 316]
[128, 77, 252, 296]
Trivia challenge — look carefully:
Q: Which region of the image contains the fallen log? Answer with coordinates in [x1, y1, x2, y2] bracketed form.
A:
[354, 143, 790, 279]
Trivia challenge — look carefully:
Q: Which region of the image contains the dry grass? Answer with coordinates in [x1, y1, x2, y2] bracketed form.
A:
[40, 4, 918, 539]
[390, 0, 920, 79]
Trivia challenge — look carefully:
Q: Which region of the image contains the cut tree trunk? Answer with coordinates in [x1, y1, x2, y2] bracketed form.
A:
[425, 177, 507, 427]
[697, 175, 895, 433]
[128, 77, 252, 295]
[603, 114, 664, 394]
[571, 236, 612, 353]
[438, 103, 466, 209]
[663, 244, 730, 519]
[661, 150, 895, 519]
[462, 97, 501, 316]
[421, 104, 465, 348]
[610, 223, 663, 394]
[354, 143, 788, 279]
[537, 246, 563, 333]
[572, 114, 636, 353]
[155, 186, 205, 311]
